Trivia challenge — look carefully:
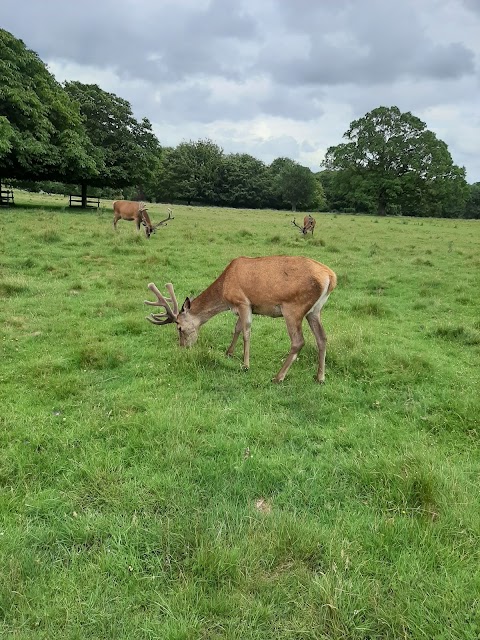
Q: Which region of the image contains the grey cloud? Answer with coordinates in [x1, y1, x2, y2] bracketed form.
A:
[2, 0, 259, 83]
[414, 42, 475, 79]
[145, 82, 323, 125]
[259, 1, 475, 86]
[257, 87, 324, 121]
[462, 0, 480, 14]
[301, 141, 316, 152]
[221, 134, 303, 165]
[166, 89, 263, 125]
[191, 0, 256, 39]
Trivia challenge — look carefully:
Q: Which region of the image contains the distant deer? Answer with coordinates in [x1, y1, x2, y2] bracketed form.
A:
[113, 201, 174, 238]
[145, 256, 337, 383]
[292, 215, 316, 235]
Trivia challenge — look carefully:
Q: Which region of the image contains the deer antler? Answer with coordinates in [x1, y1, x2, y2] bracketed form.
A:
[153, 208, 174, 230]
[291, 218, 305, 233]
[145, 282, 179, 325]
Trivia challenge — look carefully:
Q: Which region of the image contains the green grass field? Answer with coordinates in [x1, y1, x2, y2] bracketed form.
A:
[1, 192, 479, 639]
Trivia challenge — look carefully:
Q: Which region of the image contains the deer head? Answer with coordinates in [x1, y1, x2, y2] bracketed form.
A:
[141, 208, 174, 238]
[138, 206, 153, 238]
[145, 282, 199, 346]
[142, 221, 154, 238]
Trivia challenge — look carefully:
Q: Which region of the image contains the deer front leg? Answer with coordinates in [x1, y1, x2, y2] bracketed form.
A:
[226, 317, 242, 358]
[272, 310, 305, 383]
[226, 306, 252, 370]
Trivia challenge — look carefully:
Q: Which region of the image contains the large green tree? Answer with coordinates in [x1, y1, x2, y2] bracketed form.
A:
[217, 153, 270, 208]
[323, 106, 467, 216]
[310, 175, 328, 212]
[64, 82, 160, 206]
[0, 29, 97, 193]
[155, 139, 223, 205]
[273, 160, 318, 211]
[463, 182, 480, 219]
[268, 157, 295, 209]
[318, 169, 377, 213]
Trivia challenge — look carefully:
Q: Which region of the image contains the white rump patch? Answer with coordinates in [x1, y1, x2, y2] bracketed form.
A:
[307, 280, 330, 316]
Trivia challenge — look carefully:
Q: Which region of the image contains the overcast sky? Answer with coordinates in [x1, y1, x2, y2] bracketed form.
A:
[3, 0, 480, 181]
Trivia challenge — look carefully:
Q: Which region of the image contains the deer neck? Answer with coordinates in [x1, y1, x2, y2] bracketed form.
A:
[190, 273, 229, 325]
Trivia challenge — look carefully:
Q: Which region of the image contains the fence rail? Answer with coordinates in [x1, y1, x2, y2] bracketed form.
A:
[0, 189, 15, 206]
[69, 194, 100, 209]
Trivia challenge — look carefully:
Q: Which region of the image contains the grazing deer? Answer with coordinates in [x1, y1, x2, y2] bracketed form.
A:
[292, 215, 316, 235]
[145, 256, 337, 383]
[113, 201, 174, 238]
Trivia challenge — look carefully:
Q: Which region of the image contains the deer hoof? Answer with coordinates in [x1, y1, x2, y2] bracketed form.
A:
[241, 365, 249, 372]
[314, 376, 325, 384]
[271, 376, 283, 384]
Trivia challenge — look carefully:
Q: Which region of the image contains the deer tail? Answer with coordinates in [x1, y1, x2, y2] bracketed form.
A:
[327, 271, 337, 294]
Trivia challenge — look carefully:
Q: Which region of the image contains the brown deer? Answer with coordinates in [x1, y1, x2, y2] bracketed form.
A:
[145, 256, 337, 383]
[113, 201, 174, 238]
[292, 215, 316, 235]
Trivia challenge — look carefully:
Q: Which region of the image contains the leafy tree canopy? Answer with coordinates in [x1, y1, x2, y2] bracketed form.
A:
[275, 160, 318, 211]
[464, 182, 480, 219]
[0, 29, 97, 183]
[323, 105, 467, 215]
[218, 153, 270, 209]
[64, 81, 160, 190]
[155, 139, 223, 204]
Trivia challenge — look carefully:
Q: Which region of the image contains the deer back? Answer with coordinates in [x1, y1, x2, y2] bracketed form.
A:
[222, 256, 335, 308]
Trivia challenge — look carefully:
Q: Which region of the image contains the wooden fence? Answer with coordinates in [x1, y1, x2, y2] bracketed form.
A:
[69, 194, 100, 209]
[0, 189, 15, 206]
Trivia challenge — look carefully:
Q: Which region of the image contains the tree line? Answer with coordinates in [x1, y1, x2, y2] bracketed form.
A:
[1, 28, 479, 217]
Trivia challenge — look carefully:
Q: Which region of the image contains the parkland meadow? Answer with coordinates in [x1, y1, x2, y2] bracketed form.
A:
[0, 192, 479, 639]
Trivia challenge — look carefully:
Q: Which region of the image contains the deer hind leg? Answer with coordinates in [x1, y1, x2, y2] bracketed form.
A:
[272, 309, 305, 383]
[306, 312, 327, 383]
[113, 213, 120, 230]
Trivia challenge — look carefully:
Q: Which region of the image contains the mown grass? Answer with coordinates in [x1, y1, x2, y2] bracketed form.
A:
[0, 192, 479, 639]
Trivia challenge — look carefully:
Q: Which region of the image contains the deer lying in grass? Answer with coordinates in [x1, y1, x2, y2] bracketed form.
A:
[113, 201, 174, 238]
[292, 215, 316, 235]
[145, 256, 337, 382]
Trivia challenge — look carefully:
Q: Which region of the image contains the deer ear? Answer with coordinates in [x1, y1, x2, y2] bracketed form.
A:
[182, 297, 191, 312]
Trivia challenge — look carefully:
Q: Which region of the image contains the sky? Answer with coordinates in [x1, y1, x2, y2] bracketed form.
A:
[3, 0, 480, 182]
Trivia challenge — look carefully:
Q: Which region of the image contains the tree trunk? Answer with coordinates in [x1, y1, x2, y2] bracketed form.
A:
[377, 191, 387, 216]
[291, 203, 297, 212]
[81, 182, 87, 208]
